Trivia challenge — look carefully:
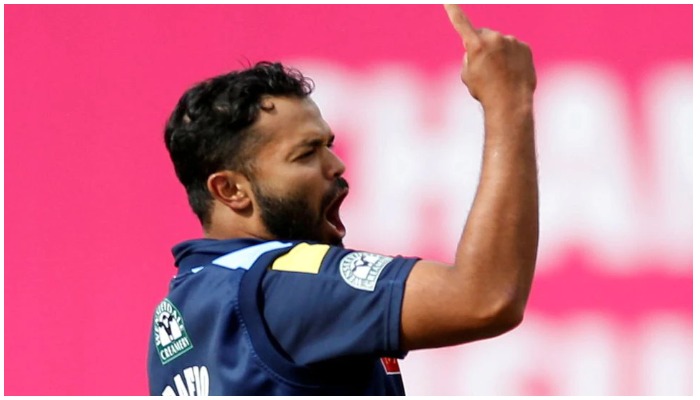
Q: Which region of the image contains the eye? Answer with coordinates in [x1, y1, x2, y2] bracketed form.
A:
[298, 149, 315, 159]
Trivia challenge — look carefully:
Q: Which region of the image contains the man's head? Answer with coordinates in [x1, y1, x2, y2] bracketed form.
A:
[165, 62, 349, 246]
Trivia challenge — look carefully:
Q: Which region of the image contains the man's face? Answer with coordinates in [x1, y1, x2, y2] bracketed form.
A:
[248, 96, 349, 246]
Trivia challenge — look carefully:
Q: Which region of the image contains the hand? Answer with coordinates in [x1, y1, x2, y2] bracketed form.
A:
[444, 4, 536, 109]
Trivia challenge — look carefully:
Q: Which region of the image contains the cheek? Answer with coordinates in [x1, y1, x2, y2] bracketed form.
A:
[259, 161, 328, 203]
[276, 166, 325, 193]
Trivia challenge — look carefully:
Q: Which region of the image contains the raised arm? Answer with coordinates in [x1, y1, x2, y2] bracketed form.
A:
[400, 4, 539, 350]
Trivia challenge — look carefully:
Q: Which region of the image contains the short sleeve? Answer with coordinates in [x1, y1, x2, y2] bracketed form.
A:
[260, 243, 418, 366]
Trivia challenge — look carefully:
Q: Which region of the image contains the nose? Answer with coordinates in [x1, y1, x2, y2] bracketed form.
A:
[324, 148, 346, 179]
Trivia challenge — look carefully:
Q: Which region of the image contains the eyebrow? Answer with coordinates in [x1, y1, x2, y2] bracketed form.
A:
[286, 134, 334, 160]
[294, 134, 335, 150]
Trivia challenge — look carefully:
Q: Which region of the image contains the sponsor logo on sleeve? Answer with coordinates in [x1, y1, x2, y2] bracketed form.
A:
[154, 299, 194, 365]
[271, 243, 330, 274]
[339, 252, 393, 291]
[380, 357, 402, 375]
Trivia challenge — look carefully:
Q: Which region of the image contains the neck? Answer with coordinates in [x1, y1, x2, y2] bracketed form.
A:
[203, 226, 272, 241]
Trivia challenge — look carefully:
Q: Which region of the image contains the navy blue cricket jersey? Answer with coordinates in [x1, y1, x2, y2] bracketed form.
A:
[147, 238, 419, 395]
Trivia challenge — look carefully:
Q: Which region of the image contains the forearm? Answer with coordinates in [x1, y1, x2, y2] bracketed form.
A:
[455, 100, 539, 323]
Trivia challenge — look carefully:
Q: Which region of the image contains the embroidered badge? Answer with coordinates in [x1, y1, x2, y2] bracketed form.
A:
[339, 252, 393, 291]
[153, 298, 193, 364]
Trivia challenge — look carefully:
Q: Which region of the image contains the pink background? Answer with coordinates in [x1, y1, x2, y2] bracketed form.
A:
[4, 5, 692, 395]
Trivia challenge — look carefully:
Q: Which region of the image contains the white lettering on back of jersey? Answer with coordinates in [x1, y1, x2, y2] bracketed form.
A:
[162, 366, 209, 396]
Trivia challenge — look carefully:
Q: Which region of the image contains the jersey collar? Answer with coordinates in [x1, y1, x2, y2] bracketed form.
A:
[171, 238, 268, 270]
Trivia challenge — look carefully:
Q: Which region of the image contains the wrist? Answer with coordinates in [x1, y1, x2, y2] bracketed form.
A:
[481, 93, 535, 145]
[483, 97, 534, 124]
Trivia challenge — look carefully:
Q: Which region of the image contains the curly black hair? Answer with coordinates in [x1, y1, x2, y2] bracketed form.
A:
[164, 61, 314, 226]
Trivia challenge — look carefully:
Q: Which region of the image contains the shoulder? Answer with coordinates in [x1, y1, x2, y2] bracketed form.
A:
[257, 243, 420, 364]
[266, 242, 418, 291]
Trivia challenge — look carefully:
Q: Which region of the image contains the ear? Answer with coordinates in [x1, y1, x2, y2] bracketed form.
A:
[206, 170, 252, 211]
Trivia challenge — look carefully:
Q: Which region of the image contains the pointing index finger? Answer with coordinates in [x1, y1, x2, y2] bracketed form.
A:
[444, 4, 478, 47]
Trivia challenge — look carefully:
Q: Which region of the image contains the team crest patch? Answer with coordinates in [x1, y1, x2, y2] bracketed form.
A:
[153, 299, 193, 365]
[339, 252, 393, 291]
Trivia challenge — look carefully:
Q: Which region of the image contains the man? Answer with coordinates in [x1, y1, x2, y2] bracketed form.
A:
[148, 5, 538, 396]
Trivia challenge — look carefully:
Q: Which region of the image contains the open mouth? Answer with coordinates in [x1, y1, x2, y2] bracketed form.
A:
[324, 188, 349, 239]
